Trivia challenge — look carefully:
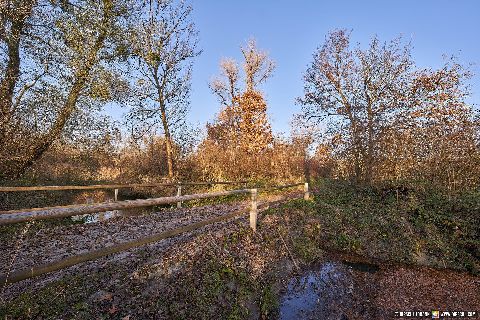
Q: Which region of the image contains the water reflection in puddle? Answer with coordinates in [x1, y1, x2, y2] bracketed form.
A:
[71, 210, 123, 223]
[279, 262, 353, 320]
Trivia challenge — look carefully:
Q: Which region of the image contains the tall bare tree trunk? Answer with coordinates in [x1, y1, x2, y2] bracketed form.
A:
[366, 103, 374, 184]
[0, 0, 35, 145]
[348, 113, 362, 183]
[153, 71, 175, 179]
[352, 133, 362, 183]
[161, 107, 174, 179]
[303, 148, 311, 184]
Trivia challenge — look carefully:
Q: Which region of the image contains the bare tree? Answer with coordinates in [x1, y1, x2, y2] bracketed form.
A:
[209, 58, 239, 107]
[241, 39, 275, 92]
[127, 0, 200, 179]
[201, 39, 275, 179]
[299, 30, 413, 183]
[0, 0, 36, 146]
[210, 39, 274, 104]
[208, 39, 275, 153]
[299, 29, 478, 187]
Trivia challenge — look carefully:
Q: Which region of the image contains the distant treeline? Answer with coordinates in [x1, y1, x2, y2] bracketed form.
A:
[1, 1, 478, 192]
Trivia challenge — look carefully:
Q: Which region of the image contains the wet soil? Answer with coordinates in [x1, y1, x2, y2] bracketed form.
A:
[279, 252, 479, 320]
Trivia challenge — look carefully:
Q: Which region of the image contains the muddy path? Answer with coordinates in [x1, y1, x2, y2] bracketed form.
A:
[0, 192, 301, 299]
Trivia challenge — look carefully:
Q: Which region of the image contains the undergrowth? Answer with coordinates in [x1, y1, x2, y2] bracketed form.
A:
[1, 179, 478, 319]
[309, 179, 479, 273]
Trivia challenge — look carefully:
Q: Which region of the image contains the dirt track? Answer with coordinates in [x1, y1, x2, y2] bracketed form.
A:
[0, 192, 300, 299]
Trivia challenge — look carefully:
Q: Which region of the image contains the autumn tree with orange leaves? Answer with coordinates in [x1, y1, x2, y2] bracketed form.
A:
[198, 40, 275, 180]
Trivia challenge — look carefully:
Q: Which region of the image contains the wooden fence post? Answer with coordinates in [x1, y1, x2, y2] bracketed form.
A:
[176, 185, 182, 208]
[304, 182, 310, 200]
[250, 188, 258, 232]
[114, 189, 119, 201]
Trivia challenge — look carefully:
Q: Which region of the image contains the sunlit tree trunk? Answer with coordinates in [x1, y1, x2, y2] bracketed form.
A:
[366, 102, 374, 184]
[0, 0, 35, 147]
[153, 71, 175, 179]
[160, 102, 174, 179]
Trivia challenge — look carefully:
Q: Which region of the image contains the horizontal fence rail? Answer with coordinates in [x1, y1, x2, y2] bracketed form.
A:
[0, 189, 252, 225]
[0, 207, 255, 285]
[0, 198, 288, 285]
[258, 183, 303, 191]
[0, 182, 304, 217]
[0, 181, 248, 192]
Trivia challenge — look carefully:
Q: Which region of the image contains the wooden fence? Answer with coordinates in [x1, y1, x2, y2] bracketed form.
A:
[0, 181, 248, 192]
[0, 181, 248, 203]
[0, 181, 310, 285]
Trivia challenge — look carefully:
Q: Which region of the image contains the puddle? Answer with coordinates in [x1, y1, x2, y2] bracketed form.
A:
[279, 261, 353, 320]
[342, 260, 379, 273]
[71, 210, 123, 223]
[70, 201, 156, 223]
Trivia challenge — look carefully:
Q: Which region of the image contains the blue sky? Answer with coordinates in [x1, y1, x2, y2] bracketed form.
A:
[185, 0, 480, 134]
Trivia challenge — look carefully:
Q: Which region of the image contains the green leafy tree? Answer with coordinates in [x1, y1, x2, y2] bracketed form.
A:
[0, 0, 136, 179]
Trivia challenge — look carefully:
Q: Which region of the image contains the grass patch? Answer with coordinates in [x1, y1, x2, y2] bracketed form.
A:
[0, 275, 96, 319]
[307, 179, 480, 273]
[159, 257, 256, 320]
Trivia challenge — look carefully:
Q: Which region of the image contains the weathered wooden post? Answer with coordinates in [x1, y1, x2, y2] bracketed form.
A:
[250, 188, 258, 232]
[176, 184, 182, 208]
[114, 188, 119, 201]
[304, 182, 310, 200]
